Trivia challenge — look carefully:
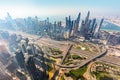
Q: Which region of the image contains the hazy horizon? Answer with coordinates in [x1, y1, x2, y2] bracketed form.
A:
[0, 0, 120, 19]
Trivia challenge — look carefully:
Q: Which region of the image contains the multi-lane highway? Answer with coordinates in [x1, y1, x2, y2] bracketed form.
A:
[53, 49, 107, 68]
[5, 30, 120, 67]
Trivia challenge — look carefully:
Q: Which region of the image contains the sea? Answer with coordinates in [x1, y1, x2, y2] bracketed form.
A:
[101, 21, 120, 32]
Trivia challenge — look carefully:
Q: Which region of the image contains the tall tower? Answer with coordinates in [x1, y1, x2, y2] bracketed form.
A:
[74, 12, 81, 35]
[79, 20, 85, 36]
[25, 56, 42, 80]
[98, 18, 104, 33]
[94, 18, 104, 38]
[15, 49, 25, 69]
[6, 12, 12, 21]
[84, 11, 91, 39]
[76, 12, 81, 26]
[68, 16, 71, 30]
[85, 11, 90, 24]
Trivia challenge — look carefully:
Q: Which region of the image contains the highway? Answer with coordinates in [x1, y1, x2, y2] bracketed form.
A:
[54, 49, 107, 68]
[60, 44, 73, 64]
[5, 30, 120, 67]
[98, 55, 120, 67]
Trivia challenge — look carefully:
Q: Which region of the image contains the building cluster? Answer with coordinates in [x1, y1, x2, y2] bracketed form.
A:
[99, 31, 120, 46]
[15, 39, 48, 80]
[107, 34, 120, 46]
[0, 44, 12, 79]
[0, 31, 48, 80]
[1, 11, 104, 41]
[91, 63, 120, 77]
[108, 17, 120, 27]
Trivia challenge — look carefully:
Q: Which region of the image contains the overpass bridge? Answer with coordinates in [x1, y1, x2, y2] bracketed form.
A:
[4, 30, 120, 67]
[54, 49, 107, 68]
[60, 44, 73, 64]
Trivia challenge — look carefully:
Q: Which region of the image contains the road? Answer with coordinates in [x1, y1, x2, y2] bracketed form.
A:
[98, 55, 120, 67]
[54, 49, 107, 68]
[50, 44, 73, 80]
[5, 30, 120, 67]
[60, 44, 73, 64]
[83, 62, 96, 80]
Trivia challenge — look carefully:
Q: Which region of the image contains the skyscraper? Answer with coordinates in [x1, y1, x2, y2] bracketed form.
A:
[90, 18, 96, 33]
[73, 13, 81, 36]
[26, 46, 33, 55]
[98, 18, 104, 33]
[94, 18, 104, 38]
[85, 11, 90, 25]
[20, 40, 27, 54]
[25, 56, 42, 80]
[90, 18, 97, 38]
[15, 49, 25, 69]
[80, 11, 91, 39]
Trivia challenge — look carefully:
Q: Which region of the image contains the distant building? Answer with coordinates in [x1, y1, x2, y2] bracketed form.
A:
[99, 30, 110, 40]
[6, 13, 18, 30]
[107, 34, 120, 46]
[4, 11, 104, 41]
[78, 36, 85, 41]
[63, 30, 70, 39]
[94, 18, 104, 38]
[79, 11, 104, 40]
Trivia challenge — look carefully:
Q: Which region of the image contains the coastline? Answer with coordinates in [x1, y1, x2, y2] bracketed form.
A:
[105, 20, 120, 27]
[101, 29, 120, 32]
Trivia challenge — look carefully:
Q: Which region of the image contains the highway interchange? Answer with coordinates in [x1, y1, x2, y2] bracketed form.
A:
[6, 30, 120, 67]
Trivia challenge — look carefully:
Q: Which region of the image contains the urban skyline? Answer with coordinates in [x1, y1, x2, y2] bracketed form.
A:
[0, 10, 120, 79]
[0, 1, 120, 80]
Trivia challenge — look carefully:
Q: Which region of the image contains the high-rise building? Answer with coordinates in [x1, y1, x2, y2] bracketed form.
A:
[25, 56, 42, 80]
[90, 19, 97, 38]
[34, 16, 39, 33]
[98, 18, 104, 33]
[15, 49, 25, 69]
[21, 43, 27, 54]
[26, 46, 33, 55]
[80, 11, 91, 39]
[28, 43, 35, 54]
[90, 18, 96, 34]
[85, 11, 90, 24]
[94, 18, 104, 38]
[65, 17, 68, 30]
[80, 20, 85, 36]
[73, 13, 81, 36]
[76, 13, 81, 27]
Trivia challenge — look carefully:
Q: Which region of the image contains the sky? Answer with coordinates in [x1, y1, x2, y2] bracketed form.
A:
[0, 0, 120, 20]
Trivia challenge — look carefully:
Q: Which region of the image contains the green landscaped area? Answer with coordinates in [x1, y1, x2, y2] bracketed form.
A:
[95, 62, 117, 69]
[87, 43, 99, 52]
[72, 54, 86, 60]
[76, 46, 81, 50]
[65, 66, 87, 80]
[75, 42, 99, 53]
[63, 59, 73, 65]
[60, 75, 65, 80]
[91, 62, 120, 80]
[63, 55, 73, 65]
[49, 47, 62, 55]
[47, 63, 53, 71]
[92, 71, 116, 80]
[63, 54, 86, 65]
